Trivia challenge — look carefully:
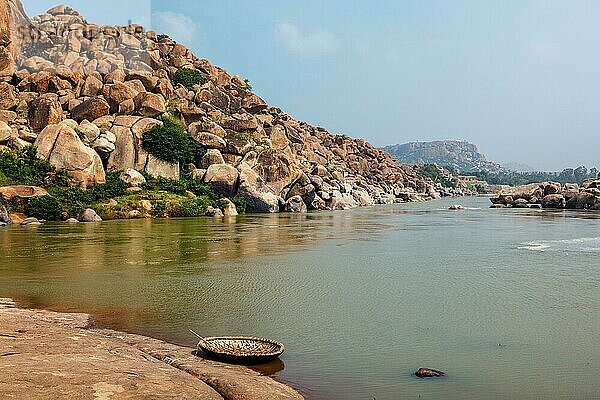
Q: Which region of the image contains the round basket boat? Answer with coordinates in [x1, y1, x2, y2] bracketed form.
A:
[190, 331, 285, 364]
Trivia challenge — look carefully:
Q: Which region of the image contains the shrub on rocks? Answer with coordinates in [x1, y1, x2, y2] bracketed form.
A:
[173, 68, 205, 90]
[231, 196, 248, 214]
[0, 146, 64, 186]
[141, 114, 205, 168]
[24, 195, 62, 221]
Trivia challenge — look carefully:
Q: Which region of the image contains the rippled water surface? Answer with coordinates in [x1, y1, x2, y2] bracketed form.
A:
[1, 197, 599, 399]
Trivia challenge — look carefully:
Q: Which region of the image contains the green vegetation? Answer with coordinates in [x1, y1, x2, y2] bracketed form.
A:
[0, 146, 67, 186]
[173, 67, 205, 90]
[141, 114, 206, 168]
[0, 146, 246, 221]
[470, 166, 599, 186]
[243, 78, 253, 91]
[231, 196, 248, 213]
[24, 195, 63, 221]
[157, 34, 170, 41]
[418, 164, 456, 188]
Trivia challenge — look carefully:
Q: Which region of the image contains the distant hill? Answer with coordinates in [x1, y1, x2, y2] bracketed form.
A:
[382, 140, 504, 173]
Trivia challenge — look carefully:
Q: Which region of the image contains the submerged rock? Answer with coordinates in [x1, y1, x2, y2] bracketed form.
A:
[20, 217, 41, 226]
[0, 205, 12, 225]
[415, 368, 445, 378]
[80, 208, 102, 222]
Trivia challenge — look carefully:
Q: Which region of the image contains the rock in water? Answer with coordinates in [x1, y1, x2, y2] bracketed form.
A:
[448, 204, 464, 210]
[20, 217, 41, 226]
[415, 368, 445, 378]
[80, 208, 102, 222]
[0, 205, 11, 225]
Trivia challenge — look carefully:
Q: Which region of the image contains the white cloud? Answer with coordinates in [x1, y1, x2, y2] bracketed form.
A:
[151, 11, 199, 45]
[275, 22, 338, 56]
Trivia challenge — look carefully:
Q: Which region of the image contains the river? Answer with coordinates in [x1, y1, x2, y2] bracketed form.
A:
[1, 196, 599, 399]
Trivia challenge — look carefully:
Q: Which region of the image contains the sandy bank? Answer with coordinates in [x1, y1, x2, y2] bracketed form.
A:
[0, 298, 303, 399]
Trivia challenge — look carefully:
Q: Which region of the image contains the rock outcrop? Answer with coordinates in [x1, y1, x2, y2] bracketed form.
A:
[491, 180, 600, 210]
[0, 2, 465, 213]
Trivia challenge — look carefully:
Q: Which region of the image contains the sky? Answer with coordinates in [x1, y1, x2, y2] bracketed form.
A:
[24, 0, 600, 171]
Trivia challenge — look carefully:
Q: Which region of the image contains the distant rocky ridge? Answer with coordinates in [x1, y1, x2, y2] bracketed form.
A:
[382, 140, 504, 173]
[0, 1, 472, 215]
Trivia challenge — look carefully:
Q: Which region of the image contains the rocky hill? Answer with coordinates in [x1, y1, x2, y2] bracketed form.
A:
[382, 140, 504, 173]
[0, 1, 468, 219]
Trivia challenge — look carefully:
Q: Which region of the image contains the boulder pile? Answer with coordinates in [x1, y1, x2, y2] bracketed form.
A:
[0, 2, 464, 213]
[490, 180, 600, 210]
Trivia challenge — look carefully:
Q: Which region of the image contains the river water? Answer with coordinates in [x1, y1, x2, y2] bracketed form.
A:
[1, 196, 599, 399]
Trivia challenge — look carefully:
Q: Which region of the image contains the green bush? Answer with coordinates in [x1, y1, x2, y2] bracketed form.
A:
[185, 178, 218, 199]
[142, 176, 188, 195]
[141, 115, 206, 167]
[418, 164, 456, 188]
[157, 34, 170, 41]
[25, 195, 63, 221]
[232, 196, 248, 213]
[0, 146, 64, 186]
[173, 68, 205, 90]
[166, 197, 208, 217]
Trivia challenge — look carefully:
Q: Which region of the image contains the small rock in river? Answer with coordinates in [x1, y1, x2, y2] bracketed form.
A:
[415, 368, 445, 378]
[448, 204, 464, 210]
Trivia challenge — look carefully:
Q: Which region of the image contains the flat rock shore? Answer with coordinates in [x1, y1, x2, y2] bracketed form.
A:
[0, 298, 303, 399]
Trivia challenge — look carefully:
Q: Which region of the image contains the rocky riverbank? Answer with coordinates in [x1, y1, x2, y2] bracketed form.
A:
[0, 298, 303, 399]
[0, 1, 474, 221]
[490, 180, 600, 210]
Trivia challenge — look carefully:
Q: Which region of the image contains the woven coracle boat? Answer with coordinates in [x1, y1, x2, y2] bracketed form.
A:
[190, 330, 285, 364]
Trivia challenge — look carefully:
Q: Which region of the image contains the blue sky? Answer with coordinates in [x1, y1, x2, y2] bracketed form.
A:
[25, 1, 600, 170]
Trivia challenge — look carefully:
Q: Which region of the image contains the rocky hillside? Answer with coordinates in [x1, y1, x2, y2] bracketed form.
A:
[0, 2, 460, 217]
[382, 140, 504, 173]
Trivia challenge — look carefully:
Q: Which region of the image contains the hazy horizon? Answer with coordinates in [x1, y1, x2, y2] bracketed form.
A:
[25, 0, 600, 171]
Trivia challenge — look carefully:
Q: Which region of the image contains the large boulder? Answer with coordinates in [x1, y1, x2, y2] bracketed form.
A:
[253, 148, 302, 196]
[0, 185, 48, 200]
[201, 149, 225, 169]
[119, 168, 146, 186]
[28, 94, 63, 133]
[34, 123, 106, 188]
[0, 0, 30, 79]
[284, 195, 307, 213]
[144, 155, 179, 179]
[494, 183, 544, 203]
[106, 125, 135, 171]
[0, 82, 17, 110]
[71, 97, 110, 123]
[331, 190, 358, 210]
[0, 204, 11, 225]
[203, 164, 239, 197]
[0, 120, 11, 142]
[80, 208, 102, 222]
[192, 132, 226, 150]
[237, 165, 280, 213]
[134, 92, 165, 117]
[353, 190, 374, 206]
[541, 194, 565, 209]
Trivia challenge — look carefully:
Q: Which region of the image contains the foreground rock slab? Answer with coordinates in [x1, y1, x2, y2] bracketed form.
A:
[0, 299, 303, 400]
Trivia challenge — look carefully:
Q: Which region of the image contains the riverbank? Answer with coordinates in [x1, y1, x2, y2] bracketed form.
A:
[0, 298, 303, 399]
